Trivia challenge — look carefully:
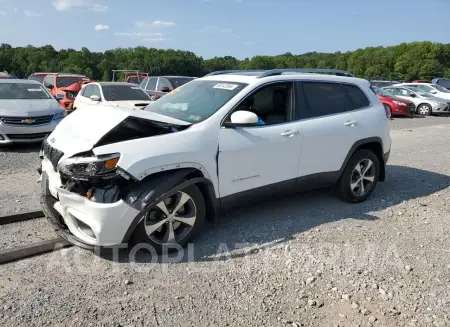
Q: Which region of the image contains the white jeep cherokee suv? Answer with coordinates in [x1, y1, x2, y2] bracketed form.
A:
[39, 68, 391, 253]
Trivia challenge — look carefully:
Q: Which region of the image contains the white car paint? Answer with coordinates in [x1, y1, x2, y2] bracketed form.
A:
[394, 82, 450, 100]
[40, 72, 391, 247]
[73, 82, 153, 111]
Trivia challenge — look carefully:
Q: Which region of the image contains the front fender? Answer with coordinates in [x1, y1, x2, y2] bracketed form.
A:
[121, 169, 219, 243]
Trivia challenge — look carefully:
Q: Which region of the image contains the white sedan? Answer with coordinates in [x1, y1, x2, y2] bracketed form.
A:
[73, 82, 154, 110]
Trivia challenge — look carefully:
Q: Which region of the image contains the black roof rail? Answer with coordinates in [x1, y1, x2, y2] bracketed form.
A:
[204, 69, 265, 77]
[257, 68, 354, 78]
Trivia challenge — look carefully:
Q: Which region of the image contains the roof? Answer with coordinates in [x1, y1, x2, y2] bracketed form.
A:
[200, 70, 368, 87]
[0, 79, 40, 84]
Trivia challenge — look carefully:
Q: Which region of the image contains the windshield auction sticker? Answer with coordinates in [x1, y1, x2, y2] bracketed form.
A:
[213, 83, 238, 90]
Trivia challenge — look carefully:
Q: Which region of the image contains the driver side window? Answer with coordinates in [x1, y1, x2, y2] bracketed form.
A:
[44, 76, 54, 88]
[227, 82, 293, 126]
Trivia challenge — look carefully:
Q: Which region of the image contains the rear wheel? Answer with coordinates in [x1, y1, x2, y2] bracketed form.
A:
[337, 149, 380, 203]
[130, 184, 206, 254]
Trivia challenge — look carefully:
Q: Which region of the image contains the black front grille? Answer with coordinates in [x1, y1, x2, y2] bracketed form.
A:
[7, 133, 48, 140]
[42, 139, 64, 171]
[0, 115, 54, 126]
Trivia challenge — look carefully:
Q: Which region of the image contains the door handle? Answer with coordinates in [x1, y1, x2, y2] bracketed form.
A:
[344, 120, 357, 127]
[280, 130, 300, 137]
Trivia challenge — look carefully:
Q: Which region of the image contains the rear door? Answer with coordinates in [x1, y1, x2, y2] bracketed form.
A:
[295, 81, 373, 181]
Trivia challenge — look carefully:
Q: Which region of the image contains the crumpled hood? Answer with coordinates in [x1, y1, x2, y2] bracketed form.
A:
[47, 104, 190, 159]
[0, 99, 63, 116]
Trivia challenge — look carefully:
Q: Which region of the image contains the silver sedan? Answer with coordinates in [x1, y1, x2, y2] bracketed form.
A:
[0, 79, 67, 144]
[382, 86, 449, 115]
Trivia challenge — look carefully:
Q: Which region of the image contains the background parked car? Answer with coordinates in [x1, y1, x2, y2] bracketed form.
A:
[394, 83, 450, 100]
[43, 73, 92, 111]
[369, 80, 400, 88]
[431, 78, 450, 90]
[139, 76, 196, 100]
[382, 86, 450, 115]
[28, 72, 49, 84]
[0, 72, 13, 79]
[371, 86, 415, 117]
[74, 82, 154, 110]
[0, 79, 66, 144]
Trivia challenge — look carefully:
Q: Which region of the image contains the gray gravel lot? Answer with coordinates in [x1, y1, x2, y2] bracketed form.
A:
[0, 117, 449, 326]
[0, 218, 55, 251]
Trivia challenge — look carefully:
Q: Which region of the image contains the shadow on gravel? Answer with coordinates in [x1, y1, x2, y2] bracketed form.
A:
[100, 165, 450, 264]
[0, 143, 41, 153]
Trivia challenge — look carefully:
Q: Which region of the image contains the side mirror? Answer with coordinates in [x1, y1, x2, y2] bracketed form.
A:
[54, 94, 64, 101]
[90, 95, 100, 102]
[410, 93, 416, 98]
[430, 90, 437, 94]
[224, 110, 259, 127]
[161, 86, 170, 92]
[45, 83, 54, 89]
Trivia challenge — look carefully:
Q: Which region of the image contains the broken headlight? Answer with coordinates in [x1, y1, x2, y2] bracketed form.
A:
[58, 153, 120, 180]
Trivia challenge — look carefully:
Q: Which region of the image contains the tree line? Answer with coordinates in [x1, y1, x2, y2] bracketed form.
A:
[1, 41, 449, 81]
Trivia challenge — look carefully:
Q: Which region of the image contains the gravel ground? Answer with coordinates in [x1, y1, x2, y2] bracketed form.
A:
[0, 118, 449, 326]
[0, 218, 55, 251]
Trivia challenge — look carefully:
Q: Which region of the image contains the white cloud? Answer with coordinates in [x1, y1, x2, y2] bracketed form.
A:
[152, 20, 176, 27]
[24, 10, 42, 17]
[114, 32, 163, 38]
[142, 37, 167, 42]
[0, 10, 6, 15]
[91, 3, 107, 12]
[94, 24, 109, 31]
[53, 0, 108, 12]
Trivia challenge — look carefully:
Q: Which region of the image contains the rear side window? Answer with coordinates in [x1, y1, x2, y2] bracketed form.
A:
[344, 84, 370, 110]
[295, 82, 370, 119]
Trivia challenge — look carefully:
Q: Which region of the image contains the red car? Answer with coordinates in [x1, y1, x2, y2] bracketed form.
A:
[372, 86, 415, 117]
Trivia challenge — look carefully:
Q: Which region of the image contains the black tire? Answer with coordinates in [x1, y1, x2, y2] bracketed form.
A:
[416, 103, 432, 116]
[130, 184, 206, 254]
[337, 149, 380, 203]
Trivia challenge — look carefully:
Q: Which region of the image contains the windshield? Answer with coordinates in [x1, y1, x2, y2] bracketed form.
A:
[0, 82, 51, 99]
[29, 75, 45, 84]
[376, 87, 394, 96]
[102, 85, 151, 101]
[168, 77, 196, 88]
[56, 76, 89, 88]
[431, 84, 450, 93]
[145, 80, 248, 123]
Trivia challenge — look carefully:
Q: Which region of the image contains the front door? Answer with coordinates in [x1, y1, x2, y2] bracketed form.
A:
[218, 82, 303, 206]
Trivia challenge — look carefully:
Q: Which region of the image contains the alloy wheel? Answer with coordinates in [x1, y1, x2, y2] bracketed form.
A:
[350, 158, 376, 197]
[144, 191, 197, 245]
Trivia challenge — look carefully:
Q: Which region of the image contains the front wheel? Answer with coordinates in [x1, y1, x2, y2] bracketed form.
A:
[337, 149, 380, 203]
[130, 184, 206, 254]
[417, 103, 432, 116]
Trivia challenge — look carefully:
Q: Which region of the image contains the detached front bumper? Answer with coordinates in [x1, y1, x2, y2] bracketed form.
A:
[40, 158, 140, 248]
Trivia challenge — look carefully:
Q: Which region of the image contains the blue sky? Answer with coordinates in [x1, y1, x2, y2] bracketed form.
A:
[0, 0, 449, 59]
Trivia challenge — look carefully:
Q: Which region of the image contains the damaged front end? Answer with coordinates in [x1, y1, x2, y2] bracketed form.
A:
[39, 115, 192, 247]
